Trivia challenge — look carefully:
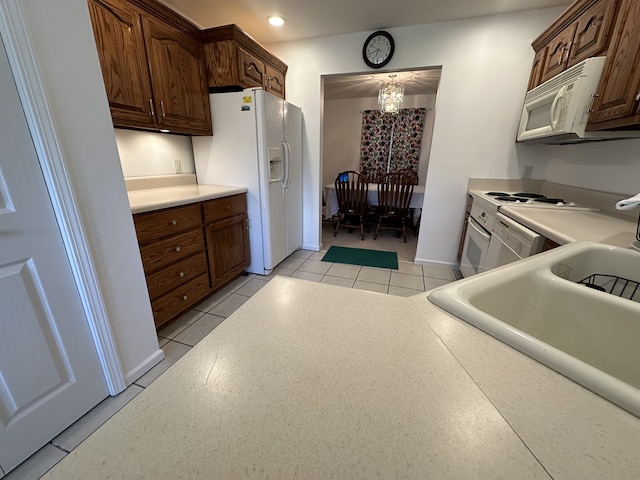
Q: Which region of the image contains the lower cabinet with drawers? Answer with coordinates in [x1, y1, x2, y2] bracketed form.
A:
[133, 193, 249, 329]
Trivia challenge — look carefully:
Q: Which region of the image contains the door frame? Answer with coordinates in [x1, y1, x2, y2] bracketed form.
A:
[0, 1, 126, 394]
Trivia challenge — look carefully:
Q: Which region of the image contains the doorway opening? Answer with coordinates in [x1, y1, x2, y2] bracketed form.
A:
[320, 67, 441, 262]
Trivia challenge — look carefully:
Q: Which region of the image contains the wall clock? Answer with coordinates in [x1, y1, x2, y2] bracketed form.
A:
[362, 30, 395, 69]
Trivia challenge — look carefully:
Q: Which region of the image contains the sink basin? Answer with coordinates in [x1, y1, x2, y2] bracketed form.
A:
[428, 241, 640, 417]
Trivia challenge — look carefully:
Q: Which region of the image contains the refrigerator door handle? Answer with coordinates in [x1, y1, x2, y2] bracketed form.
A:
[282, 141, 291, 190]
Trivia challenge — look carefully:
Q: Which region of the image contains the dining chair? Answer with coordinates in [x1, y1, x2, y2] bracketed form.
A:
[396, 168, 419, 185]
[395, 168, 420, 234]
[362, 166, 385, 184]
[334, 170, 369, 240]
[374, 171, 414, 243]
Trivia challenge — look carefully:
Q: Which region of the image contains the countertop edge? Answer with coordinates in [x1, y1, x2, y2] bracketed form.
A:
[128, 185, 248, 214]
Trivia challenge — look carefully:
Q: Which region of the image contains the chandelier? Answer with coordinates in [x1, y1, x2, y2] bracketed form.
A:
[378, 74, 404, 114]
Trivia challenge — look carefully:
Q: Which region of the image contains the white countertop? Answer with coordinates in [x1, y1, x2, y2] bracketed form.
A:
[128, 184, 247, 214]
[43, 277, 640, 479]
[501, 206, 637, 248]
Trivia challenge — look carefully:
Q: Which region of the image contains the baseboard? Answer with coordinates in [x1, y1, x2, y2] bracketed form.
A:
[301, 243, 321, 251]
[124, 348, 165, 386]
[413, 257, 456, 267]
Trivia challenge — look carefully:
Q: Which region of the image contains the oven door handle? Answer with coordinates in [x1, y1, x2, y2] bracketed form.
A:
[468, 216, 491, 242]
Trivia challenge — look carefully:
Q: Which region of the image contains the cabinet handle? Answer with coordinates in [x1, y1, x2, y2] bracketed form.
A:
[175, 246, 181, 252]
[179, 272, 185, 278]
[171, 220, 177, 226]
[563, 42, 572, 63]
[182, 295, 188, 301]
[160, 101, 166, 118]
[148, 99, 155, 116]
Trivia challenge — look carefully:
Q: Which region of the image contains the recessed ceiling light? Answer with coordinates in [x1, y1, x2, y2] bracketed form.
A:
[267, 15, 285, 26]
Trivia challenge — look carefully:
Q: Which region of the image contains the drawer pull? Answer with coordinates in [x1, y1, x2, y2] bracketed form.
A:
[179, 272, 185, 277]
[171, 220, 177, 226]
[182, 295, 188, 301]
[175, 246, 181, 252]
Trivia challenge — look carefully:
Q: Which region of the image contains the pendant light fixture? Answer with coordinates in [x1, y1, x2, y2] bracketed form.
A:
[378, 74, 404, 114]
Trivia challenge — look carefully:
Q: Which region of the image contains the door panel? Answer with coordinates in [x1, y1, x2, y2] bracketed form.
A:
[258, 91, 287, 271]
[87, 0, 155, 128]
[588, 0, 640, 125]
[284, 102, 303, 255]
[568, 0, 617, 67]
[540, 26, 576, 84]
[143, 16, 212, 135]
[0, 37, 107, 472]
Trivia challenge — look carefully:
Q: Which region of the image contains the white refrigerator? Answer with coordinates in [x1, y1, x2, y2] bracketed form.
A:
[192, 89, 303, 275]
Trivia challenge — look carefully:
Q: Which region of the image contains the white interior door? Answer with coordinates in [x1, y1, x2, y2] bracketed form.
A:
[0, 37, 107, 472]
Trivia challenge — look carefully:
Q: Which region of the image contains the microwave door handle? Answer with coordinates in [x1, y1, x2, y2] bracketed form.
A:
[550, 85, 567, 131]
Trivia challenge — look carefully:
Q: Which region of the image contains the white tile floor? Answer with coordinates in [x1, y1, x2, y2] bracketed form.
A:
[6, 248, 456, 479]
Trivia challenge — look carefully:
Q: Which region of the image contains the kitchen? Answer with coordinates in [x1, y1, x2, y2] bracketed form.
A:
[3, 0, 640, 477]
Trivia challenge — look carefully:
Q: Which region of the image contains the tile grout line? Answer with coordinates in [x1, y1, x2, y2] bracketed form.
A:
[48, 442, 70, 454]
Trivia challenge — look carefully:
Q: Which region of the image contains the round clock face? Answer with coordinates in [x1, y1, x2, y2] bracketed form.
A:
[362, 31, 395, 69]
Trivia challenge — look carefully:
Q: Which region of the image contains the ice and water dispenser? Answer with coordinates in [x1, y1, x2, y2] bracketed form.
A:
[268, 147, 283, 183]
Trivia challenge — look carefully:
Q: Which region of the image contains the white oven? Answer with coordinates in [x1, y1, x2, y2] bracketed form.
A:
[485, 213, 543, 269]
[460, 196, 497, 277]
[460, 217, 490, 277]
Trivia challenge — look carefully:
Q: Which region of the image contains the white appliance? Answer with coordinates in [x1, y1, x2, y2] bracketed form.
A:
[516, 57, 640, 144]
[484, 213, 543, 269]
[460, 195, 495, 277]
[193, 89, 303, 275]
[460, 190, 596, 277]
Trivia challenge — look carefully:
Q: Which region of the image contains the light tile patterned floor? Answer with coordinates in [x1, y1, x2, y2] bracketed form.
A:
[7, 249, 456, 479]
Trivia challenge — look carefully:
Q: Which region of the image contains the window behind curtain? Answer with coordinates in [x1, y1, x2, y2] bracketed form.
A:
[359, 108, 427, 182]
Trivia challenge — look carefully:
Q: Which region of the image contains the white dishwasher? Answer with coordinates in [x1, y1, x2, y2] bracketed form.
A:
[484, 212, 544, 269]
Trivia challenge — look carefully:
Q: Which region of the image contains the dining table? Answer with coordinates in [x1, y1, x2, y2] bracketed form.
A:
[324, 183, 425, 218]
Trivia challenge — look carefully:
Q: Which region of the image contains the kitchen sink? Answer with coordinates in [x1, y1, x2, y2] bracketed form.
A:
[428, 241, 640, 417]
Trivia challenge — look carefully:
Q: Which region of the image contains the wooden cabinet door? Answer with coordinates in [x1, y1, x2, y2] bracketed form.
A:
[265, 63, 285, 98]
[142, 16, 212, 135]
[87, 0, 155, 129]
[238, 47, 265, 88]
[588, 0, 640, 127]
[568, 0, 618, 67]
[528, 48, 547, 90]
[205, 214, 250, 289]
[540, 26, 577, 84]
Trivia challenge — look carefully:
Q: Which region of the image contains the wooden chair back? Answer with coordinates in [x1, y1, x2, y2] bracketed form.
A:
[335, 171, 368, 215]
[377, 172, 414, 216]
[361, 166, 385, 183]
[395, 168, 419, 185]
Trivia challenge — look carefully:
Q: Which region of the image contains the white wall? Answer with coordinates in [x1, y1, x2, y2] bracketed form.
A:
[115, 129, 196, 178]
[268, 8, 566, 262]
[322, 94, 437, 188]
[517, 140, 640, 196]
[18, 0, 160, 383]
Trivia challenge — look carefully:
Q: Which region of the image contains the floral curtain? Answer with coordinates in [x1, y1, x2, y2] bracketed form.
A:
[359, 108, 427, 181]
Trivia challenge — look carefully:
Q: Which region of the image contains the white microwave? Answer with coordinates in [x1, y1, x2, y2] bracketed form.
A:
[516, 57, 640, 144]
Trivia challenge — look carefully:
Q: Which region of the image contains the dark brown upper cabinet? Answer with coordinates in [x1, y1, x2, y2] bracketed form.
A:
[88, 0, 212, 135]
